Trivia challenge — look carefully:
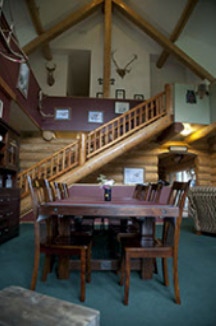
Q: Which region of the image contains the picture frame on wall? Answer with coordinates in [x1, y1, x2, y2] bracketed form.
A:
[55, 108, 71, 120]
[115, 89, 125, 99]
[96, 92, 103, 98]
[134, 94, 144, 100]
[124, 167, 144, 184]
[115, 101, 130, 114]
[88, 111, 103, 123]
[17, 62, 30, 98]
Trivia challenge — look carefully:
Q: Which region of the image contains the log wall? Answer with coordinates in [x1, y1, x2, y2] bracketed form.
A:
[20, 134, 216, 186]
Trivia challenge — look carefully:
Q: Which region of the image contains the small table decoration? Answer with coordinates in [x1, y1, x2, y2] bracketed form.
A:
[97, 174, 115, 201]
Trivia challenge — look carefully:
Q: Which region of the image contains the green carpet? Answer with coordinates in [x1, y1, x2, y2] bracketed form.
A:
[0, 218, 216, 326]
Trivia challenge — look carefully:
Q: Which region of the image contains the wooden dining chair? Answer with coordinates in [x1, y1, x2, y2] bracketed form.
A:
[27, 175, 92, 302]
[53, 181, 95, 235]
[119, 180, 191, 305]
[133, 183, 150, 200]
[112, 183, 161, 244]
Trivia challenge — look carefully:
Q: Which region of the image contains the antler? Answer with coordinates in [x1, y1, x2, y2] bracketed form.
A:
[123, 54, 138, 71]
[111, 50, 120, 69]
[111, 51, 138, 78]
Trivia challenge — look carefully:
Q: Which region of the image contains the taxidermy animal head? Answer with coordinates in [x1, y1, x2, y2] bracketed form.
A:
[46, 62, 56, 86]
[111, 50, 138, 78]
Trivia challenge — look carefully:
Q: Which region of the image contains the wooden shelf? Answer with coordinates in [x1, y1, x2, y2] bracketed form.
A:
[0, 119, 20, 244]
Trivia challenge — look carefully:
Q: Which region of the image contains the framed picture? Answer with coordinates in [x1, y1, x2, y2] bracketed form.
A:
[124, 168, 144, 184]
[115, 89, 125, 99]
[96, 92, 103, 98]
[0, 99, 3, 118]
[55, 108, 71, 120]
[88, 111, 103, 123]
[134, 94, 144, 100]
[115, 101, 130, 114]
[17, 62, 30, 98]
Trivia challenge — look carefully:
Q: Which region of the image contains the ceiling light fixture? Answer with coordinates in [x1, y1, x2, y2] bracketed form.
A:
[169, 146, 188, 153]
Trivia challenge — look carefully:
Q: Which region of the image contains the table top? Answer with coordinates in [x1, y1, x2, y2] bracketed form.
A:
[39, 195, 179, 219]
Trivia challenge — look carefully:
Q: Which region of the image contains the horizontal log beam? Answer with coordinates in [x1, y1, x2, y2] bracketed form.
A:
[156, 122, 184, 144]
[185, 122, 216, 143]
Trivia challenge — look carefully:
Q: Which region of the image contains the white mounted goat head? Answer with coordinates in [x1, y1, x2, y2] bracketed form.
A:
[45, 62, 56, 86]
[111, 51, 138, 78]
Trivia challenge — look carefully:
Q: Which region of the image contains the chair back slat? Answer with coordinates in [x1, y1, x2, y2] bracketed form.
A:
[133, 184, 150, 200]
[147, 183, 163, 202]
[167, 180, 191, 211]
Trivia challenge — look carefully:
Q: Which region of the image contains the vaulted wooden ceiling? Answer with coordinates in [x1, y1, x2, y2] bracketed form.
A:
[23, 0, 215, 99]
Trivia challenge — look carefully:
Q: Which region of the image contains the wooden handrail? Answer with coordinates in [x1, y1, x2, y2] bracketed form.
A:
[17, 84, 171, 198]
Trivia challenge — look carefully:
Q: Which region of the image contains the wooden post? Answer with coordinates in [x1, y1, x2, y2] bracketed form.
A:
[165, 83, 173, 115]
[103, 0, 112, 98]
[79, 132, 87, 166]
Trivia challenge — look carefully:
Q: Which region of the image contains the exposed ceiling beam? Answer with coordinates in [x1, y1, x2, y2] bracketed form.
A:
[0, 76, 16, 100]
[112, 0, 215, 82]
[156, 0, 199, 68]
[103, 0, 112, 98]
[25, 0, 52, 60]
[156, 122, 184, 144]
[185, 123, 216, 144]
[23, 0, 104, 55]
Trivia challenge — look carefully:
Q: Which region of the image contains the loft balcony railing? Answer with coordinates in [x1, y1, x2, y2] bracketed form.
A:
[17, 84, 172, 197]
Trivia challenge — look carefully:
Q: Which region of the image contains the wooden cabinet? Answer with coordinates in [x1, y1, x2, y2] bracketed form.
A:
[0, 189, 20, 244]
[0, 119, 20, 244]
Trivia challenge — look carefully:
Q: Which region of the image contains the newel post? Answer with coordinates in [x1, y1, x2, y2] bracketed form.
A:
[165, 83, 173, 115]
[79, 132, 87, 166]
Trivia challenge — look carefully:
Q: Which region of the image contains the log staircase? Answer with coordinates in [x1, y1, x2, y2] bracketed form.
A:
[18, 84, 174, 217]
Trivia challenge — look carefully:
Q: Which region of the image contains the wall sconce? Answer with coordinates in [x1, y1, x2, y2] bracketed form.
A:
[46, 62, 56, 86]
[97, 78, 115, 85]
[180, 123, 193, 136]
[169, 145, 188, 153]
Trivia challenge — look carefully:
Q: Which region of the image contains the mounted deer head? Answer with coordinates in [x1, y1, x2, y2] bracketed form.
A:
[46, 62, 56, 86]
[111, 51, 138, 78]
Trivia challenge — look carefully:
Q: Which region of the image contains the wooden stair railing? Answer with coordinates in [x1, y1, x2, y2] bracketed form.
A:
[86, 88, 168, 159]
[17, 84, 172, 198]
[18, 140, 80, 197]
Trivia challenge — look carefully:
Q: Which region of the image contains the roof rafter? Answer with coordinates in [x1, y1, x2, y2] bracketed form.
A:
[112, 0, 214, 82]
[156, 0, 199, 68]
[23, 0, 104, 55]
[25, 0, 52, 60]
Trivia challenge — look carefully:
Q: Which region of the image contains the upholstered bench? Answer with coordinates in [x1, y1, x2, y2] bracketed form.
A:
[0, 286, 100, 326]
[188, 186, 216, 235]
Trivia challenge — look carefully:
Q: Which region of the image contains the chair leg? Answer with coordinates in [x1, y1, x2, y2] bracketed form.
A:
[162, 258, 169, 286]
[124, 251, 131, 305]
[30, 249, 40, 291]
[41, 254, 52, 282]
[86, 244, 92, 283]
[119, 255, 125, 286]
[173, 258, 181, 304]
[80, 248, 86, 302]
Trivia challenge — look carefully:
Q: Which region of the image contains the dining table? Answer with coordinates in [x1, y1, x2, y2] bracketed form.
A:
[38, 186, 180, 279]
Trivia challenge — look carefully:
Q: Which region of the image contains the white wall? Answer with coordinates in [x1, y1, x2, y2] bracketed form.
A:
[6, 0, 216, 100]
[174, 83, 210, 124]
